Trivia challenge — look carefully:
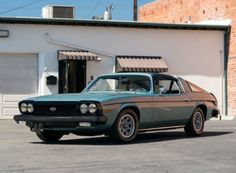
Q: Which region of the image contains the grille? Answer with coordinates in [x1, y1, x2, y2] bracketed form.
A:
[33, 102, 78, 115]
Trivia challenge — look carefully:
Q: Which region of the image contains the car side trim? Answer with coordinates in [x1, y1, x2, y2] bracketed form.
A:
[139, 125, 185, 133]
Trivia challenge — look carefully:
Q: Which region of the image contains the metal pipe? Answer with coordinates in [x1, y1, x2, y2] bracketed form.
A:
[224, 28, 231, 116]
[45, 33, 114, 58]
[133, 0, 138, 21]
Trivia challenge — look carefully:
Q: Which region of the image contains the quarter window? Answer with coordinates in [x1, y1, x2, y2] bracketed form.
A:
[187, 81, 207, 93]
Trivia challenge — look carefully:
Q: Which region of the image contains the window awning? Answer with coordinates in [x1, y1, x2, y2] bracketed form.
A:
[58, 50, 98, 61]
[116, 56, 168, 72]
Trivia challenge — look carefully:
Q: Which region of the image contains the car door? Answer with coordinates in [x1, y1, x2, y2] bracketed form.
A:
[152, 76, 193, 127]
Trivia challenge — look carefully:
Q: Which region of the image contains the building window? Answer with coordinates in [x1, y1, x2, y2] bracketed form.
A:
[203, 10, 205, 14]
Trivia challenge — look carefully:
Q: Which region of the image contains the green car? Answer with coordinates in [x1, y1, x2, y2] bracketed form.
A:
[14, 73, 219, 143]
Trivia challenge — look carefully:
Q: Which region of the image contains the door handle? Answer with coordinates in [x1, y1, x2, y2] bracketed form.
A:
[184, 99, 190, 102]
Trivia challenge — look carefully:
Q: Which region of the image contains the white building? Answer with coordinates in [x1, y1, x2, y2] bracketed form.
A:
[0, 16, 230, 119]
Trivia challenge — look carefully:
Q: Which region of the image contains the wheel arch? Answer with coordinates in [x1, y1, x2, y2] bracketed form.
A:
[195, 104, 207, 120]
[119, 104, 140, 121]
[109, 104, 140, 142]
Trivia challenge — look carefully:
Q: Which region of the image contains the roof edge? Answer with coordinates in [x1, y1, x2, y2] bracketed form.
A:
[0, 16, 230, 31]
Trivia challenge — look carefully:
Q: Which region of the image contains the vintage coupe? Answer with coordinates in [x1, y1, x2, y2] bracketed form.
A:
[14, 73, 219, 143]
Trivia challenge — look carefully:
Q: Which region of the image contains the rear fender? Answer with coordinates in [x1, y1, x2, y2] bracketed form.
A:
[194, 102, 208, 120]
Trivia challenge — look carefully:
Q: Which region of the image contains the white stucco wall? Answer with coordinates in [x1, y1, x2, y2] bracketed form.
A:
[86, 55, 114, 85]
[0, 22, 225, 112]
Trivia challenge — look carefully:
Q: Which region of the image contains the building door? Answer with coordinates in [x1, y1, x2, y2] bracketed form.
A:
[0, 53, 38, 119]
[59, 60, 86, 93]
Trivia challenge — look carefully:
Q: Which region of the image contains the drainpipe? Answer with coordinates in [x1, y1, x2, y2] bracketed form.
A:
[224, 27, 231, 116]
[133, 0, 138, 21]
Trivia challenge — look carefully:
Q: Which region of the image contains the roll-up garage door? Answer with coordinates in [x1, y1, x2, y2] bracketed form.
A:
[0, 53, 38, 119]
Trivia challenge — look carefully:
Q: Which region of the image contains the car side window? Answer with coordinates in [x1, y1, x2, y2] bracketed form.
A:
[154, 78, 181, 95]
[156, 80, 170, 94]
[170, 81, 181, 94]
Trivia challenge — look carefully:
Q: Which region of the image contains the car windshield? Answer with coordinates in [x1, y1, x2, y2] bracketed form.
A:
[86, 75, 151, 93]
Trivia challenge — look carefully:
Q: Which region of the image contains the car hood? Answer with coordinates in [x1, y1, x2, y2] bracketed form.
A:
[26, 91, 149, 103]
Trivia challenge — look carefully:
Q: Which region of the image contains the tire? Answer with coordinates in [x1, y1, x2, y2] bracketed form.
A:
[184, 108, 205, 136]
[110, 109, 139, 143]
[36, 130, 63, 142]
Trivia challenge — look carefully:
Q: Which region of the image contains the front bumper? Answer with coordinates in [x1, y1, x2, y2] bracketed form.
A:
[14, 114, 108, 133]
[14, 114, 107, 124]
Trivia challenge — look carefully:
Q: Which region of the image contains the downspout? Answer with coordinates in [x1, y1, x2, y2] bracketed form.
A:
[45, 33, 114, 58]
[224, 26, 231, 116]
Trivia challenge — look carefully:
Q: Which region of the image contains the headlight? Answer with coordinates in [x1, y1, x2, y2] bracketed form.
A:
[27, 103, 34, 113]
[80, 104, 88, 114]
[88, 103, 97, 113]
[20, 103, 28, 113]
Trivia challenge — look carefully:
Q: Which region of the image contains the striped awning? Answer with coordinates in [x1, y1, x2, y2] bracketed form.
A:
[116, 56, 168, 73]
[58, 50, 98, 61]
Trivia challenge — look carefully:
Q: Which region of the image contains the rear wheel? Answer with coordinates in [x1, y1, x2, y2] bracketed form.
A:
[110, 109, 138, 143]
[36, 130, 63, 142]
[184, 108, 205, 136]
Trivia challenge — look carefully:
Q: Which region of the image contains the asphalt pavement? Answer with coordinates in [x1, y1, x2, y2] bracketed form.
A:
[0, 120, 236, 173]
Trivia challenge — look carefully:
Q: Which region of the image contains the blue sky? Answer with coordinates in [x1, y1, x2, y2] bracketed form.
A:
[0, 0, 154, 20]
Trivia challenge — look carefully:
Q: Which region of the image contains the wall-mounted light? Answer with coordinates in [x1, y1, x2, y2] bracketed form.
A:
[96, 57, 102, 61]
[0, 30, 9, 38]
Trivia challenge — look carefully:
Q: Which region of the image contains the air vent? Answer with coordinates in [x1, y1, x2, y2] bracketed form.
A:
[42, 5, 75, 19]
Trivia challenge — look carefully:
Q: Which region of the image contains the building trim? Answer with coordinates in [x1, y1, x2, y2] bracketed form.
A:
[0, 16, 230, 31]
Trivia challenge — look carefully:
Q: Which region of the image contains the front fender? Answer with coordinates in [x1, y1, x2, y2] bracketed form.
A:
[102, 103, 141, 128]
[119, 103, 141, 114]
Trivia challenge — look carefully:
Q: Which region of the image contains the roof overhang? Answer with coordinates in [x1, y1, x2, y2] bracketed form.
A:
[0, 16, 230, 31]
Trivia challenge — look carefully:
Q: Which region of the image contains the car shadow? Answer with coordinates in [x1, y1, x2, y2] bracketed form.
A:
[30, 131, 233, 145]
[134, 131, 233, 144]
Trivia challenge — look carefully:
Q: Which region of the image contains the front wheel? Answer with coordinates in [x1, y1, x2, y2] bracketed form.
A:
[110, 109, 139, 143]
[184, 108, 205, 136]
[36, 130, 63, 142]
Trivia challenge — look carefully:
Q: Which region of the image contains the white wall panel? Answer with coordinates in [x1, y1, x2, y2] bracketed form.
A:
[0, 23, 224, 113]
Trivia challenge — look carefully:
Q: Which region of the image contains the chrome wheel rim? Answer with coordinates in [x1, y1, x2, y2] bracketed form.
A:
[193, 111, 203, 131]
[119, 114, 135, 138]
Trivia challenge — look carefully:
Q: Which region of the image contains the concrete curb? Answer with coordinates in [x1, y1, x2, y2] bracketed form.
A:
[211, 115, 235, 121]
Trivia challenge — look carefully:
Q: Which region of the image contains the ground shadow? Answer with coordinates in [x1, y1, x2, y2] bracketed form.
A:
[31, 131, 233, 145]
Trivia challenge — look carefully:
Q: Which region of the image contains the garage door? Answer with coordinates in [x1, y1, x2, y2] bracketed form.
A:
[0, 54, 38, 119]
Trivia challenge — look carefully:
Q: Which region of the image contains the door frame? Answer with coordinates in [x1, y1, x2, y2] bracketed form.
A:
[58, 59, 87, 93]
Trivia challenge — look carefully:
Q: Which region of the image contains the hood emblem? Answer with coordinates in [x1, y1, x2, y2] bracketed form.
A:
[50, 107, 57, 112]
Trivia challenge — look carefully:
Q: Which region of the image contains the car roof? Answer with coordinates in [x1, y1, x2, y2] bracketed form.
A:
[98, 72, 179, 80]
